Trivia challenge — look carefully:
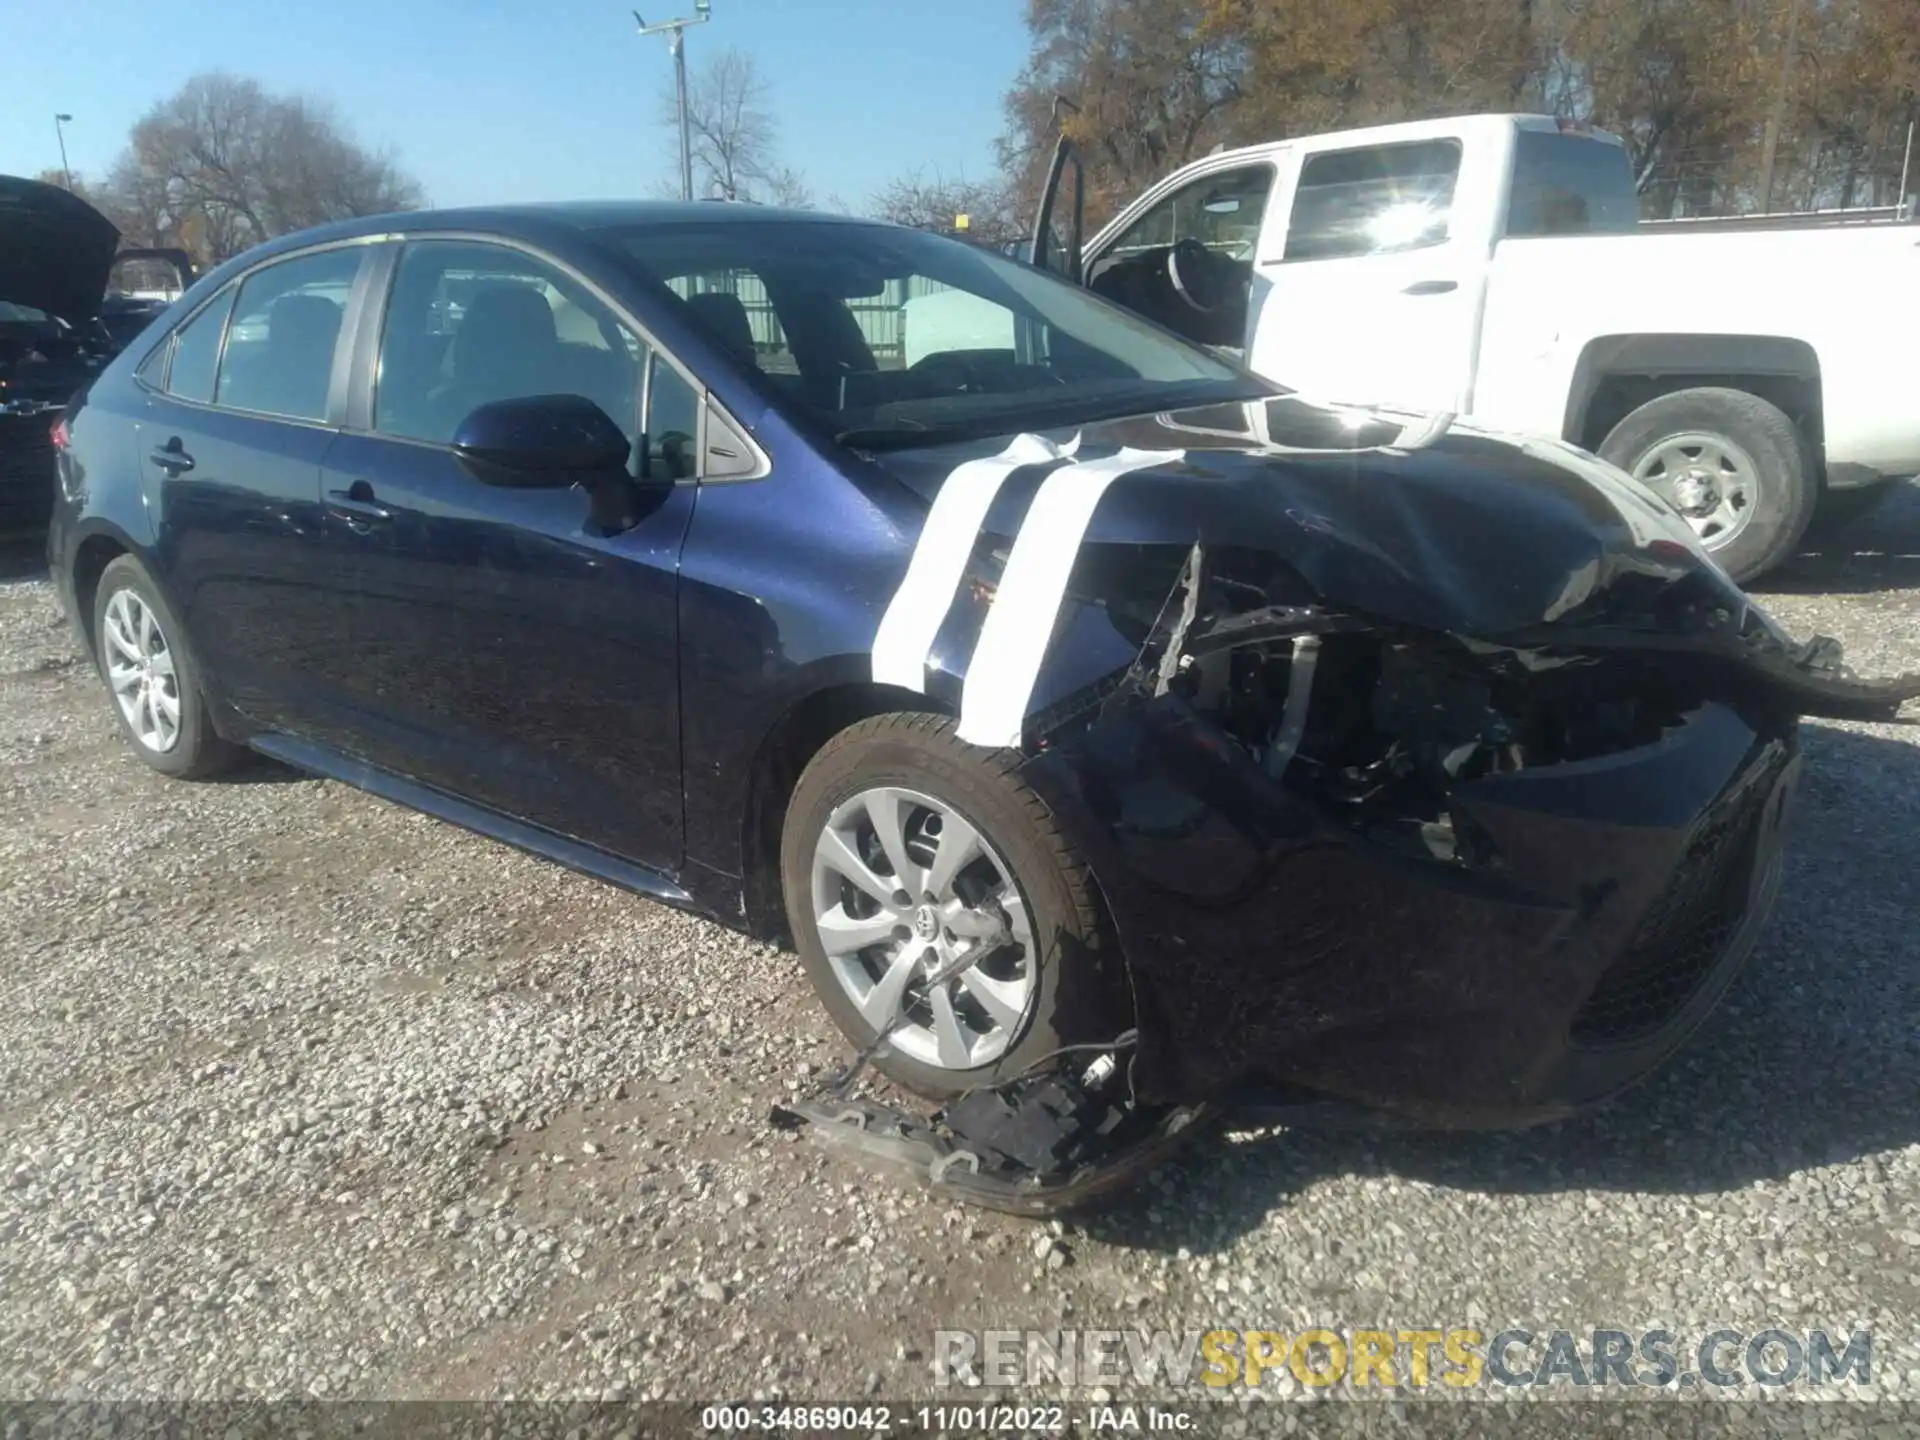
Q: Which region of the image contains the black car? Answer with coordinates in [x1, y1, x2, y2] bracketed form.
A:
[45, 201, 1915, 1208]
[1, 175, 192, 532]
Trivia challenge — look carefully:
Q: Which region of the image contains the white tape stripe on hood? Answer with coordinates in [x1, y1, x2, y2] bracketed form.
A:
[957, 446, 1185, 748]
[870, 432, 1079, 691]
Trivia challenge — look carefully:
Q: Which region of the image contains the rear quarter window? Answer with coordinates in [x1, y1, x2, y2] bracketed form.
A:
[164, 288, 237, 404]
[1506, 131, 1642, 236]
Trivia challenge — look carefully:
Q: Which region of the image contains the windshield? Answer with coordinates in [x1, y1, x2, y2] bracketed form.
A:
[608, 219, 1267, 449]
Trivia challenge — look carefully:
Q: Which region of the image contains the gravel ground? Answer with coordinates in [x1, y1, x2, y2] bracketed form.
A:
[2, 488, 1918, 1411]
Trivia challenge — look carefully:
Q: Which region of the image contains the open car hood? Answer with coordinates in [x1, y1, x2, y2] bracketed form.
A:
[0, 175, 119, 323]
[871, 396, 1920, 722]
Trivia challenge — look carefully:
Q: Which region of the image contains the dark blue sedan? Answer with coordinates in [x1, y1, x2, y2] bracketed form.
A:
[45, 202, 1915, 1203]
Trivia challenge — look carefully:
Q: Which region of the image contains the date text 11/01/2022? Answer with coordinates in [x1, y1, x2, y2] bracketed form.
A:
[699, 1405, 1193, 1433]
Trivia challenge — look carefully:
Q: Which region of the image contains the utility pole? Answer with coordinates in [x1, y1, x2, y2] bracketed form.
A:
[1756, 0, 1803, 213]
[1899, 119, 1915, 219]
[634, 1, 712, 202]
[53, 113, 74, 190]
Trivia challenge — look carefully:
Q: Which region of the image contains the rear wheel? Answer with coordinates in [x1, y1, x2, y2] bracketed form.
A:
[1599, 386, 1815, 582]
[93, 555, 239, 779]
[780, 712, 1115, 1099]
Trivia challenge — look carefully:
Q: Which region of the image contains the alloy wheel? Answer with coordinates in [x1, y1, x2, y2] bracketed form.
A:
[809, 785, 1035, 1070]
[102, 588, 182, 754]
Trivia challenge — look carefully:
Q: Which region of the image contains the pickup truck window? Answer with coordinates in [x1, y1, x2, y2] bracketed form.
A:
[1506, 131, 1642, 237]
[1283, 139, 1462, 262]
[1101, 164, 1275, 265]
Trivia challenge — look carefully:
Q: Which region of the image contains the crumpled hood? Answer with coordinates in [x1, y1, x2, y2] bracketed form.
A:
[0, 175, 119, 323]
[868, 395, 1917, 735]
[874, 395, 1737, 639]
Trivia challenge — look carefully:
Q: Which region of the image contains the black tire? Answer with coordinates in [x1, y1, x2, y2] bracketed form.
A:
[1807, 478, 1899, 540]
[780, 712, 1118, 1100]
[1598, 386, 1816, 583]
[92, 555, 240, 779]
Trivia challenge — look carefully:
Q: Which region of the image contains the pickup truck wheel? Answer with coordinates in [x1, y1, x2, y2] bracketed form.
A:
[780, 712, 1115, 1100]
[1599, 387, 1815, 582]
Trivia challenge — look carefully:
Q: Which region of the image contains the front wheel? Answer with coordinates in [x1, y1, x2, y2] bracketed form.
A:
[780, 713, 1117, 1099]
[1598, 386, 1815, 582]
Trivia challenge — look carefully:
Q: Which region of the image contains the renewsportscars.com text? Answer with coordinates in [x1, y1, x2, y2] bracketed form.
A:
[933, 1327, 1872, 1392]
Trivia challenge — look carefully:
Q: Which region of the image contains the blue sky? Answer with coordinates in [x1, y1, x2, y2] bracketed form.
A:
[2, 0, 1029, 211]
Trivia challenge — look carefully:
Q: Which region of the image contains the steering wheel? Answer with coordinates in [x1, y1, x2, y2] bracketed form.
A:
[1167, 239, 1228, 315]
[909, 351, 983, 394]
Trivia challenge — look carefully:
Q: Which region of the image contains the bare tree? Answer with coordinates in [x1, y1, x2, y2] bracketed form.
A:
[871, 169, 1025, 245]
[667, 48, 811, 204]
[101, 72, 423, 264]
[1000, 0, 1246, 224]
[997, 0, 1919, 224]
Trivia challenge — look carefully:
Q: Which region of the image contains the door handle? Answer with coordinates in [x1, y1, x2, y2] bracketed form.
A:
[149, 438, 194, 474]
[326, 482, 393, 528]
[1402, 279, 1460, 295]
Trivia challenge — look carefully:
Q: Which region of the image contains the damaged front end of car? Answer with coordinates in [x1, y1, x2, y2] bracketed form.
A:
[782, 411, 1920, 1214]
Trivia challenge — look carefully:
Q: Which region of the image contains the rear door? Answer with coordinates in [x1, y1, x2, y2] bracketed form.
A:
[139, 242, 371, 729]
[1250, 129, 1494, 411]
[305, 237, 701, 871]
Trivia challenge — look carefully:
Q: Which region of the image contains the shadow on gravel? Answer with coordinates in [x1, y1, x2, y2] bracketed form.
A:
[1083, 721, 1920, 1254]
[202, 754, 310, 785]
[0, 536, 50, 582]
[1751, 480, 1920, 597]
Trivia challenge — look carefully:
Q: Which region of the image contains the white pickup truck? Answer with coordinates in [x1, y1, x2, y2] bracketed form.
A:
[972, 112, 1920, 581]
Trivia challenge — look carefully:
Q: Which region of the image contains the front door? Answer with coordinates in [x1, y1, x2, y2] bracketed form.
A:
[310, 238, 701, 872]
[1082, 160, 1280, 355]
[1249, 135, 1486, 412]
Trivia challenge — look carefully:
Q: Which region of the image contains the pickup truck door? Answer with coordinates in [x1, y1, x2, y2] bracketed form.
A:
[1248, 129, 1497, 413]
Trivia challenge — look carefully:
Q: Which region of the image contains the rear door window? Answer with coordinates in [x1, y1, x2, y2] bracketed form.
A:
[1283, 140, 1463, 262]
[163, 288, 237, 404]
[214, 248, 363, 421]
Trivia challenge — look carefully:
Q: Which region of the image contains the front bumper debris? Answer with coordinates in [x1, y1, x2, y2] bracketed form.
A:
[775, 1060, 1211, 1217]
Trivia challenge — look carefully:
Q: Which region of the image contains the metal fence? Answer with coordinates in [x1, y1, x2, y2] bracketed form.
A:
[672, 271, 957, 371]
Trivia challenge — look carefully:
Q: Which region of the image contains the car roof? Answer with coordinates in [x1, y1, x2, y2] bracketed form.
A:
[250, 200, 879, 262]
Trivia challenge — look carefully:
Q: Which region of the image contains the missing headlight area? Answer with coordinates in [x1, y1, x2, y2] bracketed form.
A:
[1137, 547, 1712, 870]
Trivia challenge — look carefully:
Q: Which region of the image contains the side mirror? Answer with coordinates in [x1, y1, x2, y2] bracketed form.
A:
[451, 394, 632, 488]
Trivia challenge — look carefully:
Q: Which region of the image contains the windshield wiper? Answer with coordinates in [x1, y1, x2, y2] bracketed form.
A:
[833, 380, 1274, 454]
[833, 421, 989, 452]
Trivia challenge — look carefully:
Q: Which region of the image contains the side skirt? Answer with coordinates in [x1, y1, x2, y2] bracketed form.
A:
[247, 732, 701, 911]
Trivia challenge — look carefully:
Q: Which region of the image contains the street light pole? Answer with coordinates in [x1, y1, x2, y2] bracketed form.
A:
[634, 2, 712, 202]
[53, 113, 74, 190]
